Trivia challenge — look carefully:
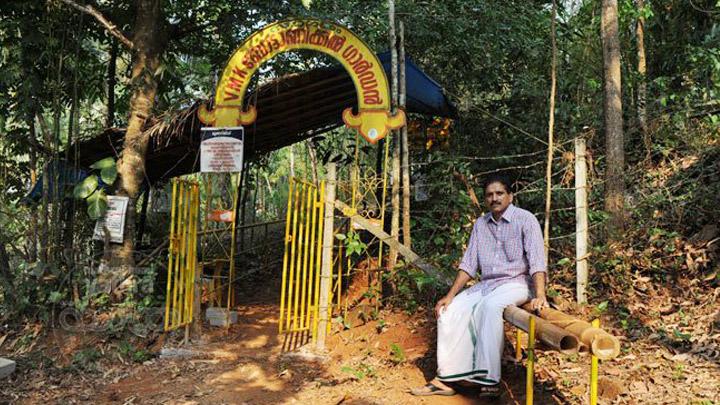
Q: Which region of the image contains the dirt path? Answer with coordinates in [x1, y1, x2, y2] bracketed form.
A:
[4, 282, 718, 404]
[98, 296, 558, 405]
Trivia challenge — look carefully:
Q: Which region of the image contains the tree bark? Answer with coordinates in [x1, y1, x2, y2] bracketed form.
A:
[388, 0, 400, 270]
[106, 38, 118, 128]
[636, 0, 649, 156]
[0, 241, 14, 310]
[543, 0, 558, 264]
[110, 0, 167, 271]
[306, 140, 318, 185]
[27, 114, 38, 263]
[601, 0, 625, 237]
[399, 21, 411, 249]
[37, 113, 52, 264]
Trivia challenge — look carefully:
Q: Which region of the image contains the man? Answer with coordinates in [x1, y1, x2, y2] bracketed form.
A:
[411, 174, 547, 398]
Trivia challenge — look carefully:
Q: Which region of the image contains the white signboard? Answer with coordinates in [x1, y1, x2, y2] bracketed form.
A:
[200, 127, 244, 173]
[93, 195, 130, 244]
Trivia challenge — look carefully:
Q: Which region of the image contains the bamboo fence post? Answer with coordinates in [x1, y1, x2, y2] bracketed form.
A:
[575, 137, 589, 304]
[316, 163, 336, 350]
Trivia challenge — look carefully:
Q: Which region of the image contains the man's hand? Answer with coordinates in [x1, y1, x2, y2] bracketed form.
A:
[435, 295, 454, 318]
[527, 296, 548, 313]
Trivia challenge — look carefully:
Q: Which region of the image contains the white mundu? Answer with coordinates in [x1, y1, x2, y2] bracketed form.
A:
[436, 282, 529, 384]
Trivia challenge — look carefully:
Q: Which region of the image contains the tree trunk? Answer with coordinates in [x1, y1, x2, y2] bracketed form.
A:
[307, 140, 318, 185]
[0, 241, 14, 310]
[288, 144, 295, 178]
[110, 0, 166, 271]
[63, 92, 78, 267]
[388, 0, 400, 270]
[636, 0, 649, 156]
[543, 0, 558, 264]
[27, 114, 38, 263]
[38, 114, 51, 264]
[601, 0, 625, 237]
[106, 38, 118, 128]
[399, 21, 411, 249]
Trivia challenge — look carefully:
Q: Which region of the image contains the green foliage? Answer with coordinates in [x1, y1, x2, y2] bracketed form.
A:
[118, 341, 153, 363]
[340, 363, 376, 380]
[73, 158, 115, 219]
[336, 230, 367, 257]
[389, 343, 406, 364]
[71, 348, 102, 371]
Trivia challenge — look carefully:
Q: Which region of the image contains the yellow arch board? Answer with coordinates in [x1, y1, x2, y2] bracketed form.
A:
[198, 18, 405, 144]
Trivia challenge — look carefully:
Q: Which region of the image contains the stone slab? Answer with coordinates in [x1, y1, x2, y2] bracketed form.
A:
[0, 358, 16, 379]
[205, 307, 237, 326]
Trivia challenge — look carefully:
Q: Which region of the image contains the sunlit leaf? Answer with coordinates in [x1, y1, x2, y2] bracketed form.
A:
[89, 157, 116, 170]
[73, 176, 98, 199]
[87, 190, 108, 220]
[101, 166, 117, 185]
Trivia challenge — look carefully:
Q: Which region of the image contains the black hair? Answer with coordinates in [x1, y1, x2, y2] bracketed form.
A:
[482, 173, 513, 194]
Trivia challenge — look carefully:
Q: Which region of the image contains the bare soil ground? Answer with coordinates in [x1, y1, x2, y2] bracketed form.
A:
[1, 278, 718, 404]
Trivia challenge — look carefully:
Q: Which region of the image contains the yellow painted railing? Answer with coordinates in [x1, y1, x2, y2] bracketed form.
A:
[164, 179, 200, 331]
[279, 178, 328, 341]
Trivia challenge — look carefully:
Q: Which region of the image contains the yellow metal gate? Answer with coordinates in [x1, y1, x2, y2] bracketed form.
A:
[279, 178, 328, 341]
[164, 179, 200, 331]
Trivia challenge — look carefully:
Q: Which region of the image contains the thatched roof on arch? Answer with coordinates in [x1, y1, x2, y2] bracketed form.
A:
[71, 52, 456, 185]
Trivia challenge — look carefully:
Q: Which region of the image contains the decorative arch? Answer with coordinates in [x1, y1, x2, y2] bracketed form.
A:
[198, 18, 405, 144]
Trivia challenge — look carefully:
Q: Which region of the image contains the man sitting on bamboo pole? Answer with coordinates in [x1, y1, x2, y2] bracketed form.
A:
[411, 174, 547, 398]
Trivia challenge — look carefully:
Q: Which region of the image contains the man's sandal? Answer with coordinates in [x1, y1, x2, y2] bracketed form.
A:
[409, 382, 456, 396]
[477, 384, 501, 398]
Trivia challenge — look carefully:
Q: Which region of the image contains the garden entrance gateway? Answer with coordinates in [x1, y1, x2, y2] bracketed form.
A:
[35, 16, 455, 347]
[194, 17, 406, 346]
[155, 17, 454, 347]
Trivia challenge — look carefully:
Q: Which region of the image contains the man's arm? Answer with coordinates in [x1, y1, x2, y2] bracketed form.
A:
[434, 270, 472, 318]
[524, 213, 548, 312]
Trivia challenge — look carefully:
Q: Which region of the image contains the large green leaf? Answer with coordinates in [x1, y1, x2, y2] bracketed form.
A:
[101, 166, 117, 185]
[90, 157, 116, 170]
[86, 190, 108, 220]
[73, 175, 98, 199]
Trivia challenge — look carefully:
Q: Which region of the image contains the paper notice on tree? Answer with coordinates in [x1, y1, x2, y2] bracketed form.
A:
[200, 127, 244, 173]
[93, 195, 129, 244]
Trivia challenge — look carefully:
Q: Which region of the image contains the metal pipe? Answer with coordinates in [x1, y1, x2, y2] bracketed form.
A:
[526, 315, 535, 405]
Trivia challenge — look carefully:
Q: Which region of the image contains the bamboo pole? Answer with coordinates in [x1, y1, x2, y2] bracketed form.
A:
[399, 21, 411, 249]
[543, 0, 558, 264]
[522, 305, 620, 360]
[334, 199, 447, 283]
[504, 305, 579, 353]
[575, 137, 589, 304]
[316, 163, 336, 350]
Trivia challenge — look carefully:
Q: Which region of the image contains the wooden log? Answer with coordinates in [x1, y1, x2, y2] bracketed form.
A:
[503, 305, 579, 354]
[333, 199, 450, 285]
[522, 305, 620, 360]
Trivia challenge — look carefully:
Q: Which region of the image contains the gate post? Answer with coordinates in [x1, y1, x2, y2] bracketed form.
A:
[316, 163, 336, 350]
[575, 137, 589, 304]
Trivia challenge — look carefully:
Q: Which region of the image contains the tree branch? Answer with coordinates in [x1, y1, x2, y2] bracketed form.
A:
[58, 0, 134, 50]
[170, 20, 215, 40]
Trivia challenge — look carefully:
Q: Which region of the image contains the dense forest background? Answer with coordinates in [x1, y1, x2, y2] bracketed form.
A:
[0, 0, 718, 402]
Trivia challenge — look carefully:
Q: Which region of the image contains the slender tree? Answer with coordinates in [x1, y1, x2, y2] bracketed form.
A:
[601, 0, 625, 236]
[543, 0, 558, 263]
[636, 0, 649, 156]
